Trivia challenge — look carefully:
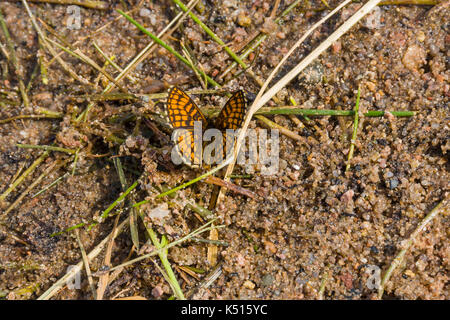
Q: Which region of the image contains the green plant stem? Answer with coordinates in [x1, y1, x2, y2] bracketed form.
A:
[32, 172, 69, 198]
[254, 108, 415, 117]
[92, 42, 137, 84]
[142, 222, 185, 300]
[108, 220, 222, 272]
[44, 37, 126, 91]
[0, 9, 30, 108]
[172, 0, 247, 69]
[0, 113, 63, 124]
[112, 156, 140, 250]
[346, 87, 361, 172]
[22, 0, 91, 85]
[11, 0, 109, 9]
[117, 9, 220, 88]
[199, 106, 415, 118]
[0, 150, 50, 203]
[185, 202, 215, 219]
[135, 157, 231, 207]
[17, 144, 77, 154]
[53, 177, 139, 235]
[220, 0, 302, 79]
[379, 0, 438, 4]
[88, 179, 140, 229]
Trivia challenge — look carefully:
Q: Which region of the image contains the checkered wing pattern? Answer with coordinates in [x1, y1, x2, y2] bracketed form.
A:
[167, 87, 206, 166]
[214, 90, 246, 131]
[167, 87, 208, 129]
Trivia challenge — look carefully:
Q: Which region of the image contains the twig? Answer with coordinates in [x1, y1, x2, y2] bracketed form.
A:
[10, 0, 109, 9]
[22, 0, 91, 85]
[37, 219, 129, 300]
[171, 0, 248, 70]
[377, 198, 448, 299]
[107, 220, 223, 272]
[2, 159, 67, 217]
[74, 229, 96, 299]
[220, 0, 303, 79]
[0, 9, 30, 108]
[255, 114, 306, 143]
[205, 176, 257, 199]
[0, 150, 50, 203]
[220, 0, 383, 202]
[16, 144, 77, 154]
[117, 9, 220, 88]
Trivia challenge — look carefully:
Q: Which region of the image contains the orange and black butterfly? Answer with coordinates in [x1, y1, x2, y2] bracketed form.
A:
[167, 87, 246, 167]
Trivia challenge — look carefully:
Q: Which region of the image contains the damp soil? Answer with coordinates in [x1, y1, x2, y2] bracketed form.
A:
[0, 0, 448, 300]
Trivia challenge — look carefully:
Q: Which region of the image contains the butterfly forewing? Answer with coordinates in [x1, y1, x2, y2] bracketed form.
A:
[214, 90, 246, 131]
[215, 90, 246, 159]
[167, 87, 207, 128]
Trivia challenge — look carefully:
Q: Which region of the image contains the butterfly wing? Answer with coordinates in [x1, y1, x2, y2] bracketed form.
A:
[167, 87, 206, 166]
[214, 90, 246, 130]
[167, 87, 208, 128]
[172, 128, 203, 166]
[214, 91, 246, 159]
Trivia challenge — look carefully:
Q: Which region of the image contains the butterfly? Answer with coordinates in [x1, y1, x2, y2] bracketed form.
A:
[167, 87, 246, 167]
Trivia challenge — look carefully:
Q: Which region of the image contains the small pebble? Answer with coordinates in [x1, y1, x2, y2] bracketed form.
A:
[261, 274, 274, 287]
[332, 41, 342, 54]
[402, 44, 426, 73]
[243, 280, 255, 290]
[417, 31, 425, 42]
[389, 178, 399, 189]
[276, 32, 286, 39]
[151, 286, 164, 298]
[404, 270, 415, 278]
[237, 12, 251, 27]
[148, 203, 170, 219]
[139, 8, 151, 17]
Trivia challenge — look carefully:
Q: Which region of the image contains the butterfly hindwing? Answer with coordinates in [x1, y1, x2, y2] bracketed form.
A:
[172, 128, 202, 166]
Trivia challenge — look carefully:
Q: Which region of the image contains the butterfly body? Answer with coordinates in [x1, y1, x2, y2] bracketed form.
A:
[167, 87, 246, 167]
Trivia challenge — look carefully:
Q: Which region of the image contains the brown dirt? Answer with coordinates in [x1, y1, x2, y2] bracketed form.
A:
[0, 0, 448, 300]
